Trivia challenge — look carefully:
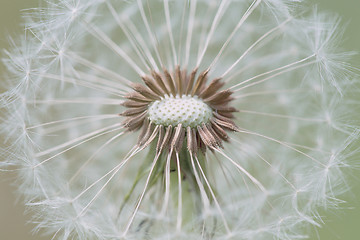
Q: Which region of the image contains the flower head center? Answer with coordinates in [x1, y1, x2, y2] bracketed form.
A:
[148, 94, 212, 128]
[121, 67, 238, 153]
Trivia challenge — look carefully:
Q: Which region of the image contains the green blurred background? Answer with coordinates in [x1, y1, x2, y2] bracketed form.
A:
[0, 0, 359, 239]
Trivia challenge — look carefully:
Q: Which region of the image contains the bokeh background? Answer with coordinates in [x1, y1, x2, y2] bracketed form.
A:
[0, 0, 359, 239]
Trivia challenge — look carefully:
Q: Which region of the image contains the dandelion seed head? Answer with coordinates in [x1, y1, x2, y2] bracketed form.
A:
[122, 66, 238, 153]
[1, 0, 359, 239]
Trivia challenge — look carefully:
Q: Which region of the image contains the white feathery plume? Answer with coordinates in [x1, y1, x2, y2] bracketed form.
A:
[1, 0, 359, 239]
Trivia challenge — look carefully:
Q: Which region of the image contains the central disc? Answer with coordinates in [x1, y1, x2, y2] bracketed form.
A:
[148, 95, 212, 128]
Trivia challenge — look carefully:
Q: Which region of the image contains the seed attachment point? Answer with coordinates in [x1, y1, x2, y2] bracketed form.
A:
[120, 67, 238, 154]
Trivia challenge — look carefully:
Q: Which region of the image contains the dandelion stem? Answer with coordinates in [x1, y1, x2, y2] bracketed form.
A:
[195, 154, 231, 234]
[122, 151, 161, 236]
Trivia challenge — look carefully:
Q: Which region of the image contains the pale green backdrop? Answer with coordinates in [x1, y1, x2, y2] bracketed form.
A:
[0, 0, 359, 239]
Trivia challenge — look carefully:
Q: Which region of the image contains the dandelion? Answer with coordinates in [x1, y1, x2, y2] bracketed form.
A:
[1, 0, 359, 239]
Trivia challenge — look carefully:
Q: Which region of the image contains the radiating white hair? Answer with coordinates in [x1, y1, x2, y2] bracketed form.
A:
[1, 0, 359, 239]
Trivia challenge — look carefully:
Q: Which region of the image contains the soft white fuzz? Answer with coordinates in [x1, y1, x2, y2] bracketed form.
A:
[1, 0, 359, 240]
